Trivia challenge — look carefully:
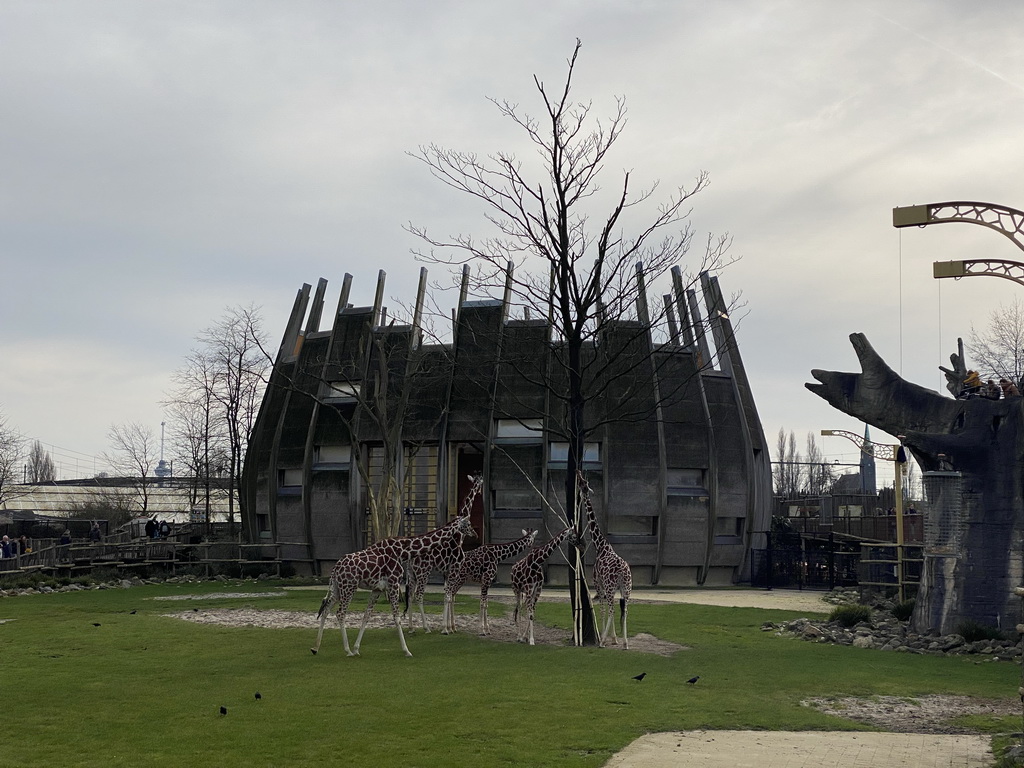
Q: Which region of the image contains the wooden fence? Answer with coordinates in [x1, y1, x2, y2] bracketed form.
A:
[0, 533, 283, 579]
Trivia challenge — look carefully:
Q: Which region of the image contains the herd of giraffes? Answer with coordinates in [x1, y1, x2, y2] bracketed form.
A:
[311, 471, 632, 657]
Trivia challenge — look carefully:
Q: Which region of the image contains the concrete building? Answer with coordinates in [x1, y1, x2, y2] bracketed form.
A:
[242, 270, 772, 584]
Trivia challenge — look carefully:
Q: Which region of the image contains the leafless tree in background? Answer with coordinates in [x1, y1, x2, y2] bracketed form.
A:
[166, 305, 269, 525]
[773, 428, 801, 498]
[967, 297, 1024, 386]
[200, 305, 269, 524]
[802, 431, 834, 496]
[26, 440, 56, 483]
[409, 39, 732, 645]
[0, 413, 25, 505]
[103, 422, 158, 513]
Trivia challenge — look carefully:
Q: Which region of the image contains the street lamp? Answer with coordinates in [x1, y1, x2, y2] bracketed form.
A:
[821, 429, 908, 601]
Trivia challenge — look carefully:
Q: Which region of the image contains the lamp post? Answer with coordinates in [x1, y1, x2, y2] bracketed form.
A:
[821, 429, 908, 602]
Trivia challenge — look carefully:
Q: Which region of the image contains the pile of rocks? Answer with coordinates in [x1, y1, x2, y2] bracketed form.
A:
[765, 612, 1022, 661]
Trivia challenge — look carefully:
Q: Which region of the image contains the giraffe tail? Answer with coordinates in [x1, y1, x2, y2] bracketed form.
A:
[316, 591, 333, 620]
[619, 597, 626, 625]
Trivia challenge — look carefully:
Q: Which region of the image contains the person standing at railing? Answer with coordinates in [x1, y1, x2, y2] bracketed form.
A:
[0, 536, 11, 558]
[89, 522, 102, 543]
[59, 529, 71, 563]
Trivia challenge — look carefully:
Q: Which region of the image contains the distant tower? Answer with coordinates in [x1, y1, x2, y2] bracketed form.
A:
[155, 421, 172, 478]
[859, 424, 876, 495]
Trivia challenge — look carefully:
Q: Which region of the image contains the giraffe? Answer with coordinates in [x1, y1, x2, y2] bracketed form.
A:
[442, 528, 538, 635]
[311, 514, 475, 657]
[578, 471, 632, 649]
[405, 473, 483, 632]
[510, 526, 578, 645]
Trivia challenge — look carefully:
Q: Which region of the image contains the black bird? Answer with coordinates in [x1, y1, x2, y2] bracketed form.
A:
[219, 706, 227, 716]
[254, 692, 262, 701]
[632, 673, 647, 681]
[92, 623, 101, 627]
[130, 610, 137, 615]
[686, 676, 700, 685]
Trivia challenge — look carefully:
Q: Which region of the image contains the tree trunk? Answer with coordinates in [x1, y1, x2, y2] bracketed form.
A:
[808, 332, 1023, 634]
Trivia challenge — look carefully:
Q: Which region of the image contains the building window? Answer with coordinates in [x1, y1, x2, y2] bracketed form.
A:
[493, 489, 543, 517]
[608, 515, 658, 537]
[314, 444, 351, 470]
[548, 442, 601, 468]
[495, 418, 544, 442]
[256, 513, 272, 539]
[278, 468, 302, 496]
[667, 468, 706, 496]
[324, 381, 360, 401]
[713, 516, 744, 543]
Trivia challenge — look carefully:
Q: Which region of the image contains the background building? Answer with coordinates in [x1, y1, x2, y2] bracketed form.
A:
[242, 270, 772, 584]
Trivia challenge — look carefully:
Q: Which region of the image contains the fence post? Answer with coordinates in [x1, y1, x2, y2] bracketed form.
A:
[765, 531, 773, 591]
[828, 530, 836, 591]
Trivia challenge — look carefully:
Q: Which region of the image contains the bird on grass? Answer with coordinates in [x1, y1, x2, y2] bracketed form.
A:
[686, 676, 700, 685]
[255, 692, 262, 701]
[219, 706, 227, 716]
[92, 623, 101, 627]
[129, 610, 137, 615]
[632, 673, 647, 681]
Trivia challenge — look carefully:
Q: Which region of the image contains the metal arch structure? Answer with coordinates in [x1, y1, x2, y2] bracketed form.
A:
[893, 201, 1024, 287]
[820, 429, 903, 464]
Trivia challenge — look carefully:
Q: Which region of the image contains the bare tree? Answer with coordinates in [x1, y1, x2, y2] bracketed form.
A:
[103, 423, 158, 513]
[773, 428, 801, 498]
[0, 413, 24, 505]
[803, 431, 833, 496]
[171, 305, 268, 525]
[165, 348, 224, 523]
[409, 40, 732, 645]
[967, 297, 1024, 386]
[26, 440, 56, 483]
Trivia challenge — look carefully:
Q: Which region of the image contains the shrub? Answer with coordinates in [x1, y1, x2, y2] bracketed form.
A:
[829, 604, 872, 628]
[892, 600, 916, 621]
[956, 620, 1006, 643]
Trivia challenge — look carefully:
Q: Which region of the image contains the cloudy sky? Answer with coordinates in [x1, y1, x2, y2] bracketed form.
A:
[3, 1, 1024, 479]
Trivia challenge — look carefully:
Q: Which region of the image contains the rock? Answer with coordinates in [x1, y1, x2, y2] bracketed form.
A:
[853, 636, 873, 648]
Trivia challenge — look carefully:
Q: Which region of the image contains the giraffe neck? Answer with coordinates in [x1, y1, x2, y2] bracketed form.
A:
[490, 532, 534, 560]
[531, 527, 571, 564]
[459, 477, 482, 518]
[583, 492, 609, 552]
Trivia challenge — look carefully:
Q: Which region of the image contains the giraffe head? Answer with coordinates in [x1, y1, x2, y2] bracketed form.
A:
[522, 528, 538, 546]
[576, 471, 591, 496]
[453, 514, 476, 539]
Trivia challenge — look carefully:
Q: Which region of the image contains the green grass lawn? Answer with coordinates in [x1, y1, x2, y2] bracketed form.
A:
[0, 582, 1017, 767]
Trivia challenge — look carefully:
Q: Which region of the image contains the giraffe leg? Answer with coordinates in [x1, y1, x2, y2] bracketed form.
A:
[621, 597, 629, 650]
[606, 596, 619, 646]
[311, 590, 333, 654]
[527, 591, 539, 646]
[479, 584, 489, 635]
[338, 607, 352, 655]
[413, 576, 431, 633]
[352, 590, 380, 656]
[386, 582, 413, 657]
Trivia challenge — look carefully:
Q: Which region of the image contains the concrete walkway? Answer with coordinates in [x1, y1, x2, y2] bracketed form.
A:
[595, 589, 994, 767]
[603, 730, 993, 768]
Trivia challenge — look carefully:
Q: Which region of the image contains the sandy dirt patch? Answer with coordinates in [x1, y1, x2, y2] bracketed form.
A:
[163, 604, 686, 655]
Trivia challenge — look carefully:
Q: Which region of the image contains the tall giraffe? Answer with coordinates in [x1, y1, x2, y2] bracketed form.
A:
[510, 526, 578, 645]
[443, 528, 538, 635]
[405, 474, 483, 632]
[311, 514, 475, 657]
[578, 471, 632, 649]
